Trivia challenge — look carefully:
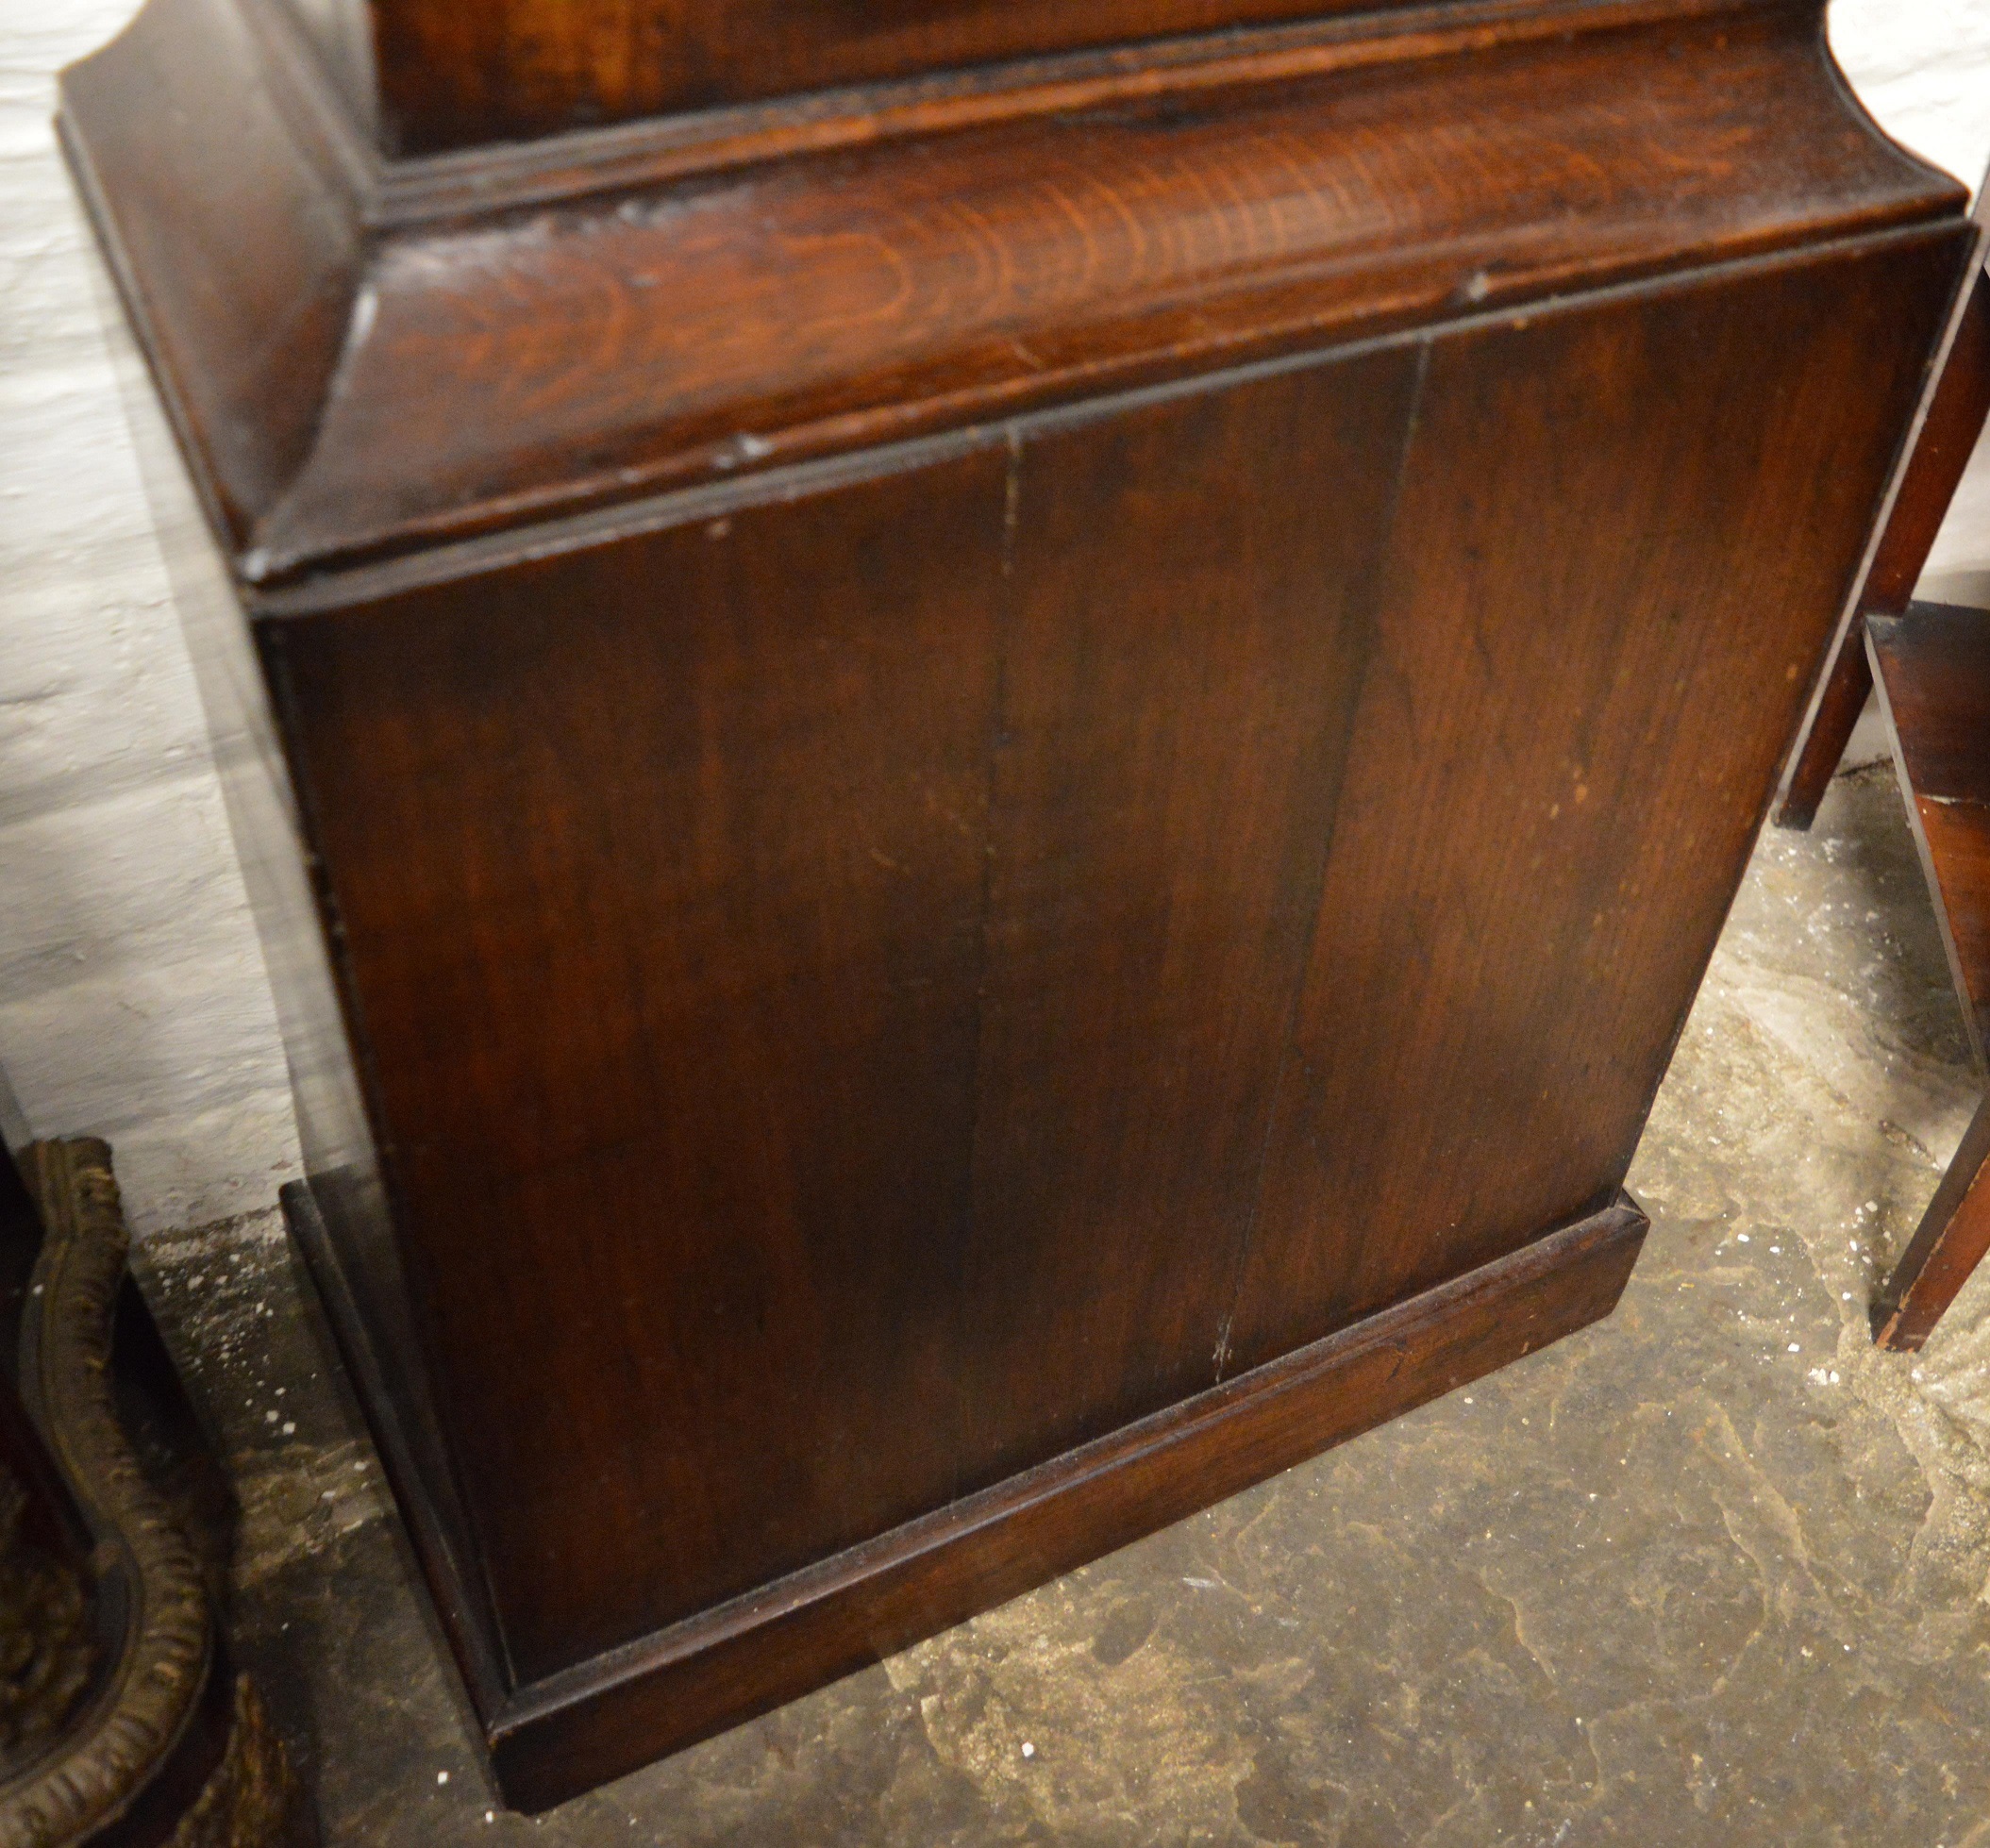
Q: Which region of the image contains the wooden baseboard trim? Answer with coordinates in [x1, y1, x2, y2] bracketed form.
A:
[280, 1180, 510, 1713]
[485, 1193, 1647, 1810]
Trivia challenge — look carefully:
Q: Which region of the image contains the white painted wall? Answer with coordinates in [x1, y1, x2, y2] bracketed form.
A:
[1, 1, 1988, 1239]
[0, 0, 300, 1235]
[1836, 0, 1990, 600]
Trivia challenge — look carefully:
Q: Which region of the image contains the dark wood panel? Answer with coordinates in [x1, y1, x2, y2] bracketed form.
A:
[1867, 604, 1990, 1065]
[370, 0, 1481, 153]
[951, 348, 1422, 1489]
[493, 1196, 1646, 1812]
[1867, 605, 1990, 797]
[1227, 233, 1965, 1369]
[267, 225, 1961, 1695]
[269, 452, 1009, 1682]
[1912, 805, 1990, 1052]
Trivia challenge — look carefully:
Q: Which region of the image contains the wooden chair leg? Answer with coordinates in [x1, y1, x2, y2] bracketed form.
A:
[1777, 255, 1990, 831]
[1775, 635, 1871, 830]
[1873, 1090, 1990, 1350]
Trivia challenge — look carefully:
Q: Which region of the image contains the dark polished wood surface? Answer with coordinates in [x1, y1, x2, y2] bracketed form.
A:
[63, 0, 1961, 586]
[370, 0, 1460, 153]
[1873, 1094, 1990, 1353]
[951, 353, 1420, 1489]
[486, 1196, 1647, 1810]
[258, 233, 1956, 1699]
[1867, 293, 1990, 619]
[63, 0, 1973, 1809]
[273, 453, 1013, 1677]
[1868, 605, 1990, 1349]
[1869, 606, 1990, 1065]
[1775, 248, 1990, 830]
[1227, 243, 1956, 1369]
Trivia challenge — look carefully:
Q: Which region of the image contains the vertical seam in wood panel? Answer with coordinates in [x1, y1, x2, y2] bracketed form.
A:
[946, 427, 1025, 1502]
[1210, 339, 1432, 1383]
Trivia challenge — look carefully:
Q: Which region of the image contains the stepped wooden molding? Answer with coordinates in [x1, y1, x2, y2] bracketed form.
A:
[63, 0, 1965, 587]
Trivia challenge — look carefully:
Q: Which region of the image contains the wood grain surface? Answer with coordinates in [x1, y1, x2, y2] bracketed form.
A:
[269, 453, 1012, 1679]
[491, 1198, 1647, 1810]
[61, 0, 1965, 585]
[950, 351, 1421, 1490]
[62, 0, 1975, 1805]
[1865, 610, 1990, 1353]
[258, 232, 1961, 1694]
[1868, 606, 1990, 1065]
[371, 0, 1457, 152]
[1227, 235, 1962, 1367]
[1776, 261, 1990, 829]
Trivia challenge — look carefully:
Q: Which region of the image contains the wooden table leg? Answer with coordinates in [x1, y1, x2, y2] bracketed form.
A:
[1777, 258, 1990, 833]
[1775, 638, 1872, 830]
[1873, 1090, 1990, 1351]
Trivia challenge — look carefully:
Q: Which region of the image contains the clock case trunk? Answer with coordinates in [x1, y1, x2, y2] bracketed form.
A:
[59, 0, 1973, 1809]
